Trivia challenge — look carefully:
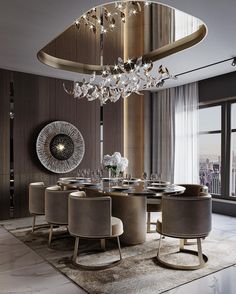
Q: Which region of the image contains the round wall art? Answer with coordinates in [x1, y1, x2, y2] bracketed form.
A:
[36, 121, 85, 173]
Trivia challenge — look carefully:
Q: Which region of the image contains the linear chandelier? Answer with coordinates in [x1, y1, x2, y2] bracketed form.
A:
[63, 57, 171, 105]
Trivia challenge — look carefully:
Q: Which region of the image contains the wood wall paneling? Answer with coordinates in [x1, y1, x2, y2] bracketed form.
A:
[55, 26, 77, 62]
[0, 16, 110, 219]
[76, 99, 101, 170]
[12, 71, 100, 218]
[103, 99, 124, 156]
[0, 69, 10, 219]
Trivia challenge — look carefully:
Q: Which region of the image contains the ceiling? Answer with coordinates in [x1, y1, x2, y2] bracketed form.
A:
[0, 0, 236, 89]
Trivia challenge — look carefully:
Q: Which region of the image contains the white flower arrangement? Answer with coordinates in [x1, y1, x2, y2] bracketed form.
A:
[102, 152, 128, 176]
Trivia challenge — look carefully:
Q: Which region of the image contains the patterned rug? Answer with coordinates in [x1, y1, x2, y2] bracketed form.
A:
[9, 226, 236, 294]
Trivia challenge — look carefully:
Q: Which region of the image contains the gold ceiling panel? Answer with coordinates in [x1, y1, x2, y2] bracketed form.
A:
[37, 1, 207, 75]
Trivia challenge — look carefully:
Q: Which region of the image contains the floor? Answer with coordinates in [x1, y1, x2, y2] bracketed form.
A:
[0, 213, 236, 294]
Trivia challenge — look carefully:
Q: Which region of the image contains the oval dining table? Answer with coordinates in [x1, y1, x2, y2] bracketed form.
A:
[57, 178, 185, 245]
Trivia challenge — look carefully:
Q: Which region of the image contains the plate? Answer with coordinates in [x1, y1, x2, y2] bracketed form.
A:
[147, 186, 166, 191]
[128, 190, 156, 196]
[76, 177, 91, 181]
[81, 182, 100, 187]
[163, 185, 186, 194]
[102, 177, 119, 182]
[112, 186, 131, 191]
[151, 183, 169, 188]
[123, 178, 140, 184]
[151, 181, 170, 186]
[61, 178, 91, 184]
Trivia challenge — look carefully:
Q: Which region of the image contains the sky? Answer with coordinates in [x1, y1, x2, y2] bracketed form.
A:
[199, 104, 236, 158]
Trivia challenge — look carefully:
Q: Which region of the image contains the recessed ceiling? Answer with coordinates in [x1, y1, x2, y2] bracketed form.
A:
[0, 0, 236, 89]
[38, 1, 206, 77]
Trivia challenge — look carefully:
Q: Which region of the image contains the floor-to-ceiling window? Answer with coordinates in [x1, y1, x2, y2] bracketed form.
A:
[199, 106, 222, 195]
[199, 100, 236, 200]
[230, 103, 236, 197]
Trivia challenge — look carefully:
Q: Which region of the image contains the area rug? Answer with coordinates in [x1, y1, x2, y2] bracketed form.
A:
[9, 226, 236, 294]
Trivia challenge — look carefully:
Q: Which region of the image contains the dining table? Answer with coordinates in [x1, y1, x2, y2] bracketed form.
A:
[57, 177, 186, 245]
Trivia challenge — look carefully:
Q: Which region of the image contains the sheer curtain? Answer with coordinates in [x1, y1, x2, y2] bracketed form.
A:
[151, 82, 199, 184]
[172, 83, 199, 183]
[148, 5, 200, 182]
[151, 90, 175, 182]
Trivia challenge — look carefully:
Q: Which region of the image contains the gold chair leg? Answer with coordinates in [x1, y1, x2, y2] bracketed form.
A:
[31, 215, 50, 233]
[184, 238, 197, 245]
[147, 212, 151, 233]
[117, 236, 122, 260]
[100, 239, 106, 251]
[156, 237, 208, 270]
[179, 239, 185, 250]
[157, 233, 162, 257]
[48, 224, 53, 246]
[32, 215, 36, 232]
[72, 236, 123, 270]
[197, 238, 204, 266]
[73, 236, 79, 262]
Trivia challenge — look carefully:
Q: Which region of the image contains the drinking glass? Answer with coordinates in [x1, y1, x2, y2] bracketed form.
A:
[142, 172, 148, 190]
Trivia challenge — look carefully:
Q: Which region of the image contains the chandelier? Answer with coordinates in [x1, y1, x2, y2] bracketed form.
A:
[63, 1, 173, 104]
[63, 57, 171, 104]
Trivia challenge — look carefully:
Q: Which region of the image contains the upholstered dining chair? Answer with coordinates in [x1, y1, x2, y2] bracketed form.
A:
[147, 198, 162, 233]
[178, 184, 209, 197]
[156, 191, 212, 270]
[68, 194, 124, 270]
[146, 181, 170, 233]
[45, 186, 81, 246]
[57, 177, 79, 190]
[177, 184, 209, 245]
[29, 182, 47, 232]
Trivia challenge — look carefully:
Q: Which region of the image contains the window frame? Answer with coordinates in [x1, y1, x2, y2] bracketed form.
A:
[199, 104, 222, 197]
[199, 99, 236, 201]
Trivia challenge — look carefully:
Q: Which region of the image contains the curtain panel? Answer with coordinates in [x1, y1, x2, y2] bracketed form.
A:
[172, 83, 199, 183]
[151, 89, 175, 182]
[151, 82, 199, 184]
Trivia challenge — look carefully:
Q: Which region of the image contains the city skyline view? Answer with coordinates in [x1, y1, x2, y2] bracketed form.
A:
[199, 104, 236, 197]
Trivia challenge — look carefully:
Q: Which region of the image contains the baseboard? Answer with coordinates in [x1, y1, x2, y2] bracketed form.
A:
[212, 198, 236, 217]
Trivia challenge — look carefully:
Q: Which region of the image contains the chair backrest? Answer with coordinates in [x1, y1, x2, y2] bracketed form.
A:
[82, 187, 101, 197]
[45, 185, 78, 225]
[161, 194, 212, 238]
[29, 182, 46, 214]
[68, 196, 112, 238]
[178, 184, 208, 196]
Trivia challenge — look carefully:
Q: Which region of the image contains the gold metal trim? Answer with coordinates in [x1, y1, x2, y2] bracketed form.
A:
[156, 236, 208, 270]
[72, 236, 123, 270]
[37, 25, 207, 75]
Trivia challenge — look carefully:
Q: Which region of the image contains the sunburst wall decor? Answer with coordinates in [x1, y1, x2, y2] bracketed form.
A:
[36, 121, 85, 173]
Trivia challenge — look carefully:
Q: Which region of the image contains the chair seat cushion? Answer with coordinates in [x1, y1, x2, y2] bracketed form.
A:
[111, 217, 123, 236]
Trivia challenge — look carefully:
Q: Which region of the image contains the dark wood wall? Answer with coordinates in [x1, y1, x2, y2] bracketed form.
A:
[0, 17, 126, 220]
[0, 69, 101, 220]
[0, 69, 10, 220]
[103, 100, 124, 155]
[43, 14, 124, 158]
[199, 71, 236, 103]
